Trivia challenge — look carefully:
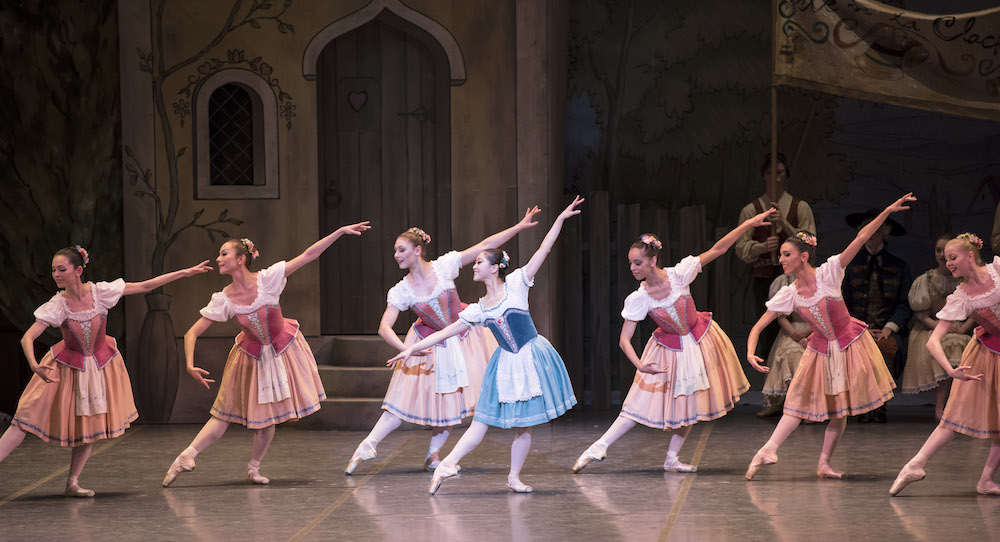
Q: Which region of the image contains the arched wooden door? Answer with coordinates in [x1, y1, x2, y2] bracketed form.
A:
[318, 11, 452, 335]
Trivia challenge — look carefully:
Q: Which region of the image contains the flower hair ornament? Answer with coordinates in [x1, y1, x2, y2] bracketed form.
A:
[240, 238, 260, 261]
[499, 250, 510, 269]
[74, 245, 90, 267]
[796, 231, 818, 247]
[640, 234, 662, 249]
[959, 232, 983, 250]
[407, 227, 432, 245]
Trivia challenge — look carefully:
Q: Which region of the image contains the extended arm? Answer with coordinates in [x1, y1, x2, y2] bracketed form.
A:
[183, 317, 216, 389]
[378, 306, 408, 352]
[522, 196, 584, 282]
[838, 193, 915, 267]
[926, 320, 982, 381]
[387, 320, 470, 366]
[122, 260, 213, 296]
[285, 221, 371, 276]
[698, 207, 773, 267]
[746, 311, 780, 373]
[458, 207, 541, 266]
[20, 321, 57, 383]
[619, 320, 659, 374]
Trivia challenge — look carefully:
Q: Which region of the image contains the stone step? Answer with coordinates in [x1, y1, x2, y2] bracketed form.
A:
[310, 335, 402, 367]
[319, 366, 393, 398]
[289, 398, 390, 431]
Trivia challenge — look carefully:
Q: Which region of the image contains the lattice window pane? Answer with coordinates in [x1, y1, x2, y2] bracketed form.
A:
[208, 84, 254, 186]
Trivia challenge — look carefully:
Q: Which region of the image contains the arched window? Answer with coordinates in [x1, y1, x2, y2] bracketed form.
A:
[194, 69, 279, 199]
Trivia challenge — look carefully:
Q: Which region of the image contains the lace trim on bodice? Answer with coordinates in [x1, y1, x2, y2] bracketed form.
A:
[958, 264, 1000, 311]
[224, 272, 280, 314]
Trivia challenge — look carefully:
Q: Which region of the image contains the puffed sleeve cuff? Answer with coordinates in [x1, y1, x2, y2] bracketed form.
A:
[671, 255, 703, 287]
[199, 291, 230, 322]
[258, 261, 288, 296]
[764, 285, 796, 315]
[936, 293, 967, 322]
[435, 250, 463, 280]
[92, 279, 127, 310]
[386, 282, 409, 311]
[620, 289, 648, 321]
[818, 254, 846, 288]
[33, 295, 65, 327]
[458, 303, 482, 327]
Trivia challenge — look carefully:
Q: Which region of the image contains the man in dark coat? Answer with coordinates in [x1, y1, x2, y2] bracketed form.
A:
[843, 210, 912, 422]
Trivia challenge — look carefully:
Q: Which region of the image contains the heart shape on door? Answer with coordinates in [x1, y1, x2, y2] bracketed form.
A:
[348, 90, 368, 112]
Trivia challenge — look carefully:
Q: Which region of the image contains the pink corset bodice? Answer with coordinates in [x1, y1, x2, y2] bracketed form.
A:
[412, 289, 470, 346]
[796, 297, 868, 355]
[51, 314, 119, 370]
[233, 304, 299, 359]
[970, 306, 1000, 354]
[649, 295, 712, 351]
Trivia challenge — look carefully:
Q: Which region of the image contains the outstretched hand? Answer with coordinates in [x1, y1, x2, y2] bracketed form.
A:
[338, 221, 372, 236]
[183, 260, 214, 276]
[557, 195, 585, 221]
[387, 348, 414, 367]
[886, 193, 916, 214]
[949, 365, 983, 381]
[187, 366, 215, 389]
[748, 354, 770, 373]
[518, 206, 542, 230]
[747, 207, 775, 229]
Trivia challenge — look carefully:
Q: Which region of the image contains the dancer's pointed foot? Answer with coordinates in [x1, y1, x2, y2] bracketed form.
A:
[745, 449, 778, 480]
[64, 483, 95, 498]
[572, 443, 607, 473]
[345, 440, 377, 475]
[506, 475, 533, 493]
[424, 452, 440, 472]
[889, 465, 926, 496]
[816, 466, 846, 479]
[162, 452, 196, 487]
[977, 480, 1000, 495]
[429, 463, 460, 494]
[247, 464, 270, 485]
[663, 456, 698, 473]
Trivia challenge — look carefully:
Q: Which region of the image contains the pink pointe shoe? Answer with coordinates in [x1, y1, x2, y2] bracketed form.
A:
[162, 452, 196, 487]
[429, 463, 460, 495]
[572, 443, 607, 473]
[889, 466, 926, 496]
[663, 456, 698, 473]
[745, 449, 778, 481]
[506, 476, 533, 493]
[246, 464, 270, 485]
[345, 440, 377, 475]
[64, 483, 95, 498]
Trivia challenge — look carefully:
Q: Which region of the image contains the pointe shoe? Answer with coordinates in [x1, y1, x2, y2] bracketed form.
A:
[506, 476, 533, 493]
[64, 484, 95, 498]
[345, 441, 377, 475]
[663, 457, 698, 473]
[889, 467, 926, 496]
[162, 453, 196, 487]
[572, 444, 607, 473]
[816, 468, 846, 479]
[745, 450, 778, 481]
[428, 463, 460, 494]
[246, 467, 270, 485]
[976, 482, 1000, 495]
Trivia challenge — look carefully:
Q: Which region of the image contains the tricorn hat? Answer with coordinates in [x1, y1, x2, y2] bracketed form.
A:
[845, 209, 906, 236]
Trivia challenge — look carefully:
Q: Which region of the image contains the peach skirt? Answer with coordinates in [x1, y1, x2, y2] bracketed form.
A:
[381, 325, 495, 426]
[210, 331, 326, 429]
[620, 322, 749, 430]
[940, 339, 1000, 438]
[900, 327, 969, 393]
[12, 351, 137, 447]
[782, 331, 895, 421]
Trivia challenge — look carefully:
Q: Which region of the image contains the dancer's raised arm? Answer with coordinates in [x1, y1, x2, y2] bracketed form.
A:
[698, 208, 773, 267]
[459, 207, 541, 266]
[522, 196, 584, 282]
[285, 221, 371, 276]
[746, 311, 780, 373]
[122, 260, 213, 295]
[838, 193, 915, 267]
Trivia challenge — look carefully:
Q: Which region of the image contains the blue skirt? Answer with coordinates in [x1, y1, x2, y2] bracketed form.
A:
[473, 336, 577, 428]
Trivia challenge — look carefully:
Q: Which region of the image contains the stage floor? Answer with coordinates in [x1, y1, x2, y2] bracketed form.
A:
[1, 405, 998, 541]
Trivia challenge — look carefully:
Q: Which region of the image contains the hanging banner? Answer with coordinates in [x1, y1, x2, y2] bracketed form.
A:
[774, 0, 1000, 120]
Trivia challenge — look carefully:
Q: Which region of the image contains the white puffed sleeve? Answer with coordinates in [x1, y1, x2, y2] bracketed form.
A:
[506, 268, 534, 299]
[669, 255, 703, 288]
[199, 291, 231, 322]
[936, 292, 968, 322]
[816, 254, 846, 289]
[907, 272, 933, 312]
[386, 280, 410, 311]
[33, 294, 66, 327]
[92, 279, 126, 310]
[765, 285, 797, 315]
[434, 250, 463, 281]
[258, 261, 288, 296]
[458, 303, 483, 327]
[620, 289, 649, 321]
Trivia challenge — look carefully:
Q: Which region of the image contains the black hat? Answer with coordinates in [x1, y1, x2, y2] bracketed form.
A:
[845, 209, 906, 236]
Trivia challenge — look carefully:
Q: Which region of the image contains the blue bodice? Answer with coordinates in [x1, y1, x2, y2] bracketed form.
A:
[484, 308, 538, 353]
